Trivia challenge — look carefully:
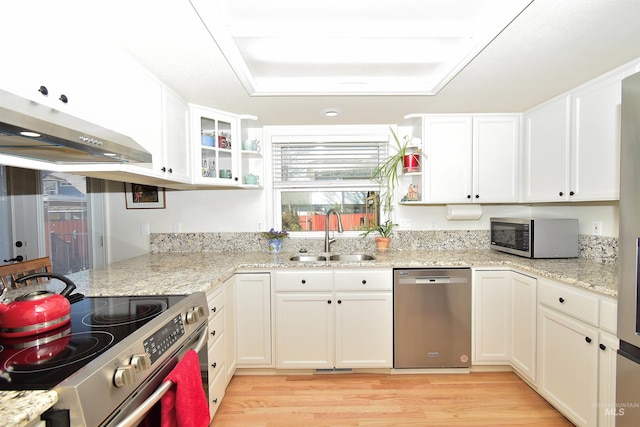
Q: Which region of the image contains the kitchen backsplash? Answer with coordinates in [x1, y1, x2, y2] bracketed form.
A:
[150, 231, 618, 264]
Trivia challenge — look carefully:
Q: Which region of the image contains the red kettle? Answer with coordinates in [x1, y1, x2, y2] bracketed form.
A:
[0, 272, 76, 338]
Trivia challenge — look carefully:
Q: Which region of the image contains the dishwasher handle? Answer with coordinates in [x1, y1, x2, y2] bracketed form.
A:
[414, 276, 451, 284]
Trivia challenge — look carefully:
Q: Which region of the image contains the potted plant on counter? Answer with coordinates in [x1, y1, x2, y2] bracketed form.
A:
[360, 219, 396, 252]
[261, 228, 289, 253]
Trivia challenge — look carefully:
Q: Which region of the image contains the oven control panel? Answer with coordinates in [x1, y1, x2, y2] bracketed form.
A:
[143, 314, 185, 365]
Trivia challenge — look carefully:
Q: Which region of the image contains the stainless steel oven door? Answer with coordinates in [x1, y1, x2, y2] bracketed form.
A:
[106, 323, 209, 427]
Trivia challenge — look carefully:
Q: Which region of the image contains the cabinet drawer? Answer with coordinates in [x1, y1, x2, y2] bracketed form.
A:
[208, 308, 225, 347]
[208, 367, 226, 419]
[334, 269, 392, 291]
[599, 298, 617, 334]
[539, 279, 598, 325]
[207, 288, 225, 317]
[274, 270, 333, 291]
[208, 332, 225, 382]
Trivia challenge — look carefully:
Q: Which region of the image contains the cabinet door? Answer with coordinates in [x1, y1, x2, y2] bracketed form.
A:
[275, 293, 334, 369]
[570, 72, 626, 201]
[472, 116, 520, 203]
[191, 106, 240, 186]
[473, 270, 511, 363]
[235, 273, 272, 366]
[335, 292, 392, 368]
[538, 306, 598, 427]
[423, 116, 473, 203]
[523, 96, 571, 202]
[598, 332, 618, 427]
[224, 277, 237, 382]
[510, 272, 537, 383]
[160, 87, 191, 182]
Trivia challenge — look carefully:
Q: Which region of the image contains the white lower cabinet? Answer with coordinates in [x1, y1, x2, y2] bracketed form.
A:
[473, 270, 512, 363]
[598, 332, 618, 427]
[235, 273, 272, 366]
[274, 269, 392, 370]
[538, 305, 599, 427]
[537, 278, 618, 427]
[206, 286, 226, 419]
[224, 276, 237, 382]
[510, 272, 537, 383]
[276, 292, 334, 369]
[473, 269, 537, 383]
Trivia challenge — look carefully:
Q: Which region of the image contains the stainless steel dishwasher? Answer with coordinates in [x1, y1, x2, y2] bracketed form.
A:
[393, 268, 471, 368]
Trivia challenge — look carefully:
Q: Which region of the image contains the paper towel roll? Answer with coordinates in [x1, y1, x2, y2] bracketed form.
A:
[445, 204, 483, 220]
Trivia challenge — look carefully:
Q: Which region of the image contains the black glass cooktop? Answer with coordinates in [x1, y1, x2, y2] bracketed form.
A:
[0, 295, 187, 390]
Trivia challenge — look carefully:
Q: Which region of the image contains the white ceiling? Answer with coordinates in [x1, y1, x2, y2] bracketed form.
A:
[187, 0, 534, 96]
[24, 1, 640, 125]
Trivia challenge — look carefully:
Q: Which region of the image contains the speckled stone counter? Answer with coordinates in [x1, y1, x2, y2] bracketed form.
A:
[0, 390, 57, 426]
[0, 249, 618, 425]
[5, 249, 618, 300]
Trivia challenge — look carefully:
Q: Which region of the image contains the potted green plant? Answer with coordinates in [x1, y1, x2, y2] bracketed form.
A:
[371, 127, 421, 215]
[360, 219, 396, 252]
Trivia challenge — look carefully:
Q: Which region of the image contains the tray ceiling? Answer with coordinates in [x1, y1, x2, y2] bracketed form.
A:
[190, 0, 533, 95]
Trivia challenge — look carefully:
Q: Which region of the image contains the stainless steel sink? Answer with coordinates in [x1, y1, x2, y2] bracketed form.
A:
[289, 255, 327, 262]
[328, 253, 376, 262]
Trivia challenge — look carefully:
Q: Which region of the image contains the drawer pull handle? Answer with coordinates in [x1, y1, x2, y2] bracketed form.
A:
[211, 330, 216, 337]
[585, 336, 592, 343]
[599, 343, 606, 351]
[301, 279, 306, 284]
[362, 280, 366, 285]
[212, 398, 218, 404]
[338, 300, 342, 304]
[212, 307, 217, 313]
[211, 362, 217, 368]
[327, 300, 332, 304]
[558, 297, 565, 303]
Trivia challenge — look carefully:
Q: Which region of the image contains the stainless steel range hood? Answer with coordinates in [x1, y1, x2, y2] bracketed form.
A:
[0, 88, 152, 164]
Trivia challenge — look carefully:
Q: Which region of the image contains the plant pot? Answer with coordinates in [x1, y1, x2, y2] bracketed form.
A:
[375, 236, 391, 252]
[403, 153, 421, 173]
[268, 238, 283, 253]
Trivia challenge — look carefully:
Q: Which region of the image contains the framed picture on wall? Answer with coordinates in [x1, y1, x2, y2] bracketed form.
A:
[124, 183, 166, 209]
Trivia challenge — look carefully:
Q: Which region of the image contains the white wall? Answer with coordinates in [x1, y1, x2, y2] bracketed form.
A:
[104, 180, 268, 263]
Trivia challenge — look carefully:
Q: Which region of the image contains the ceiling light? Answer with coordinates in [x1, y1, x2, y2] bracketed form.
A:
[322, 108, 341, 117]
[20, 131, 41, 138]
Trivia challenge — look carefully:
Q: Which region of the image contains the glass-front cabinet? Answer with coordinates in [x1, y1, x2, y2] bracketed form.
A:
[190, 105, 262, 187]
[191, 105, 237, 185]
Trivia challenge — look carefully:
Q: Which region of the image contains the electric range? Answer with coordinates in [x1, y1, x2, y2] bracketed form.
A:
[0, 292, 209, 426]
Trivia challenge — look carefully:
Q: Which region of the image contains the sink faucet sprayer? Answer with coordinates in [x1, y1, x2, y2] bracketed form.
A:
[324, 208, 344, 252]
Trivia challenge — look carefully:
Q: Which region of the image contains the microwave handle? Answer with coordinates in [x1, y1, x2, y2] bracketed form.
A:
[113, 325, 209, 427]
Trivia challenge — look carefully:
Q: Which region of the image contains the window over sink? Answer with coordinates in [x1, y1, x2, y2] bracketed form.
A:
[269, 126, 390, 233]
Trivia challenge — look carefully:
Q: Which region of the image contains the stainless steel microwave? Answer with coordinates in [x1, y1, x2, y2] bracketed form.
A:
[490, 217, 579, 258]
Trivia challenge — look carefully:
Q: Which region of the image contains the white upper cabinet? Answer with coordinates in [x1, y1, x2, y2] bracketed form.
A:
[421, 115, 519, 203]
[422, 116, 473, 203]
[158, 87, 191, 183]
[472, 115, 520, 203]
[524, 62, 638, 202]
[569, 70, 626, 201]
[523, 95, 572, 201]
[191, 106, 240, 186]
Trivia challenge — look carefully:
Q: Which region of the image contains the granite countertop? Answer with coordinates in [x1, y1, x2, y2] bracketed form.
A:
[0, 249, 618, 425]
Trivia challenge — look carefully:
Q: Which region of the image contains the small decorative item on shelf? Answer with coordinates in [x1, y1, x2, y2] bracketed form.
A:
[261, 228, 290, 253]
[402, 184, 421, 202]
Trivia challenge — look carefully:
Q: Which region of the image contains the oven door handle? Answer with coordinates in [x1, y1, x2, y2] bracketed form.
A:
[113, 325, 209, 427]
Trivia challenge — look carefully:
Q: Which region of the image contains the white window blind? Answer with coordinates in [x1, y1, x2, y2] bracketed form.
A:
[272, 137, 388, 187]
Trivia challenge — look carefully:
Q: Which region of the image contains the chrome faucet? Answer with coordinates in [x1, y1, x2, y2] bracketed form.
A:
[324, 208, 344, 252]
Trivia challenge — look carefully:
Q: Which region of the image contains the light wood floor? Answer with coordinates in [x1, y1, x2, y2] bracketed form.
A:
[210, 372, 574, 426]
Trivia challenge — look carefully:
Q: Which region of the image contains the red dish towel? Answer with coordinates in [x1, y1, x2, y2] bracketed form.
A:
[161, 349, 210, 427]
